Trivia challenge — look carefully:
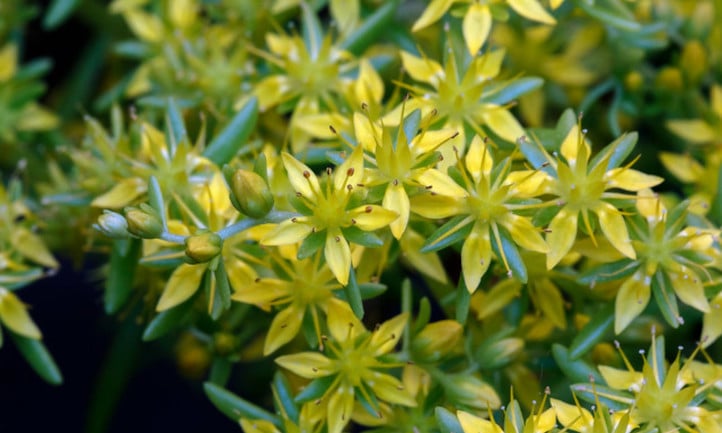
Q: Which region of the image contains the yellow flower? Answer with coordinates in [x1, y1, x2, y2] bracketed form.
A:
[0, 287, 42, 340]
[412, 135, 549, 291]
[412, 0, 556, 55]
[275, 298, 414, 433]
[457, 393, 555, 433]
[520, 122, 663, 269]
[262, 148, 397, 285]
[667, 85, 722, 146]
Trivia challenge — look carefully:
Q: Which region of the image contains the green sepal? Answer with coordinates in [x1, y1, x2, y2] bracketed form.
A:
[455, 276, 471, 325]
[517, 136, 555, 176]
[358, 282, 387, 299]
[166, 98, 187, 153]
[43, 0, 80, 29]
[273, 372, 300, 424]
[142, 295, 195, 341]
[343, 266, 365, 319]
[105, 238, 141, 314]
[484, 77, 543, 105]
[570, 383, 633, 412]
[551, 344, 603, 383]
[650, 335, 666, 383]
[435, 407, 464, 433]
[342, 225, 384, 248]
[340, 0, 399, 56]
[420, 215, 474, 253]
[651, 271, 679, 328]
[504, 399, 525, 433]
[204, 382, 280, 426]
[402, 109, 422, 147]
[412, 297, 432, 335]
[568, 303, 615, 359]
[0, 268, 45, 291]
[202, 97, 259, 165]
[294, 374, 336, 404]
[209, 357, 232, 386]
[206, 260, 232, 320]
[357, 381, 382, 418]
[491, 227, 528, 283]
[575, 0, 641, 32]
[138, 248, 186, 269]
[10, 331, 63, 385]
[590, 132, 637, 171]
[301, 2, 323, 59]
[147, 176, 166, 230]
[297, 230, 326, 260]
[578, 259, 638, 285]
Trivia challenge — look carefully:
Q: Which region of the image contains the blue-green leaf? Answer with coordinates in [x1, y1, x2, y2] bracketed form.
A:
[203, 97, 259, 165]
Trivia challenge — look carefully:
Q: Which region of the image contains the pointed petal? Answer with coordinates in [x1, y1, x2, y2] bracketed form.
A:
[546, 208, 578, 269]
[348, 205, 398, 231]
[598, 365, 644, 390]
[325, 229, 352, 285]
[507, 0, 556, 24]
[614, 271, 651, 333]
[411, 128, 459, 154]
[156, 263, 206, 311]
[264, 306, 304, 355]
[413, 169, 467, 197]
[503, 214, 549, 253]
[463, 4, 492, 55]
[353, 112, 380, 151]
[550, 398, 592, 431]
[335, 146, 364, 191]
[11, 227, 59, 269]
[702, 293, 722, 347]
[367, 372, 417, 406]
[327, 385, 355, 433]
[91, 177, 147, 209]
[399, 229, 448, 283]
[465, 134, 493, 181]
[667, 119, 716, 144]
[457, 410, 503, 433]
[355, 59, 384, 104]
[412, 0, 455, 31]
[275, 352, 335, 378]
[670, 271, 710, 313]
[326, 297, 365, 342]
[231, 278, 286, 308]
[480, 106, 525, 143]
[606, 168, 663, 191]
[595, 203, 635, 259]
[410, 194, 465, 219]
[461, 228, 492, 292]
[0, 289, 41, 339]
[659, 152, 704, 183]
[261, 219, 314, 246]
[369, 313, 408, 355]
[560, 124, 588, 166]
[255, 75, 293, 110]
[383, 183, 410, 239]
[399, 51, 444, 86]
[282, 152, 320, 201]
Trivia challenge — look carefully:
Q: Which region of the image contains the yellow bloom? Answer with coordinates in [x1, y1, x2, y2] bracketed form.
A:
[412, 0, 556, 55]
[412, 135, 549, 291]
[667, 85, 722, 146]
[275, 298, 414, 433]
[457, 393, 554, 433]
[262, 148, 397, 284]
[0, 287, 42, 339]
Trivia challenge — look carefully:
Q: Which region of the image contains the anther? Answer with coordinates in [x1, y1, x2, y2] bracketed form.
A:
[329, 125, 337, 134]
[255, 278, 261, 283]
[303, 170, 311, 178]
[326, 167, 332, 176]
[291, 217, 298, 222]
[365, 206, 372, 213]
[335, 236, 341, 242]
[347, 168, 355, 176]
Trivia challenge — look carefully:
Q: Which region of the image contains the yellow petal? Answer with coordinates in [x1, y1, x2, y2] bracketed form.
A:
[348, 205, 398, 231]
[231, 278, 286, 309]
[507, 0, 556, 24]
[463, 4, 492, 55]
[504, 214, 549, 253]
[413, 169, 467, 198]
[474, 48, 505, 80]
[667, 119, 717, 144]
[399, 51, 444, 86]
[670, 271, 710, 313]
[412, 0, 455, 31]
[465, 134, 493, 181]
[297, 113, 351, 139]
[254, 75, 293, 110]
[410, 194, 464, 219]
[281, 152, 320, 201]
[0, 44, 17, 82]
[91, 177, 147, 209]
[550, 0, 565, 9]
[411, 128, 459, 154]
[355, 59, 384, 104]
[168, 0, 196, 29]
[559, 124, 589, 166]
[532, 278, 566, 329]
[614, 271, 651, 333]
[399, 229, 448, 284]
[471, 278, 522, 320]
[506, 170, 552, 197]
[353, 112, 380, 151]
[325, 229, 352, 285]
[16, 104, 59, 131]
[711, 85, 722, 119]
[326, 297, 364, 342]
[264, 306, 304, 355]
[457, 410, 503, 433]
[330, 0, 359, 33]
[11, 227, 59, 269]
[156, 263, 207, 311]
[598, 365, 644, 390]
[550, 398, 592, 432]
[480, 106, 525, 143]
[595, 203, 635, 259]
[369, 313, 408, 355]
[367, 372, 417, 406]
[261, 219, 314, 246]
[275, 352, 335, 378]
[546, 208, 578, 269]
[659, 151, 704, 183]
[334, 146, 364, 191]
[124, 10, 164, 42]
[0, 288, 41, 339]
[461, 228, 492, 292]
[605, 168, 663, 191]
[239, 419, 281, 433]
[635, 188, 662, 220]
[701, 293, 722, 347]
[327, 384, 355, 433]
[383, 183, 410, 239]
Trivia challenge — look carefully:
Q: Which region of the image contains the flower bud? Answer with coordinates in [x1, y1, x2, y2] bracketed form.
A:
[680, 40, 707, 84]
[411, 320, 462, 362]
[230, 169, 274, 218]
[444, 373, 501, 410]
[184, 231, 222, 263]
[655, 67, 683, 92]
[624, 71, 644, 92]
[474, 337, 524, 369]
[94, 210, 129, 239]
[124, 205, 163, 238]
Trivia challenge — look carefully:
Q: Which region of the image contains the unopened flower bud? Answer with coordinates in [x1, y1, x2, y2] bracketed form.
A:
[624, 71, 643, 92]
[184, 231, 222, 263]
[444, 373, 501, 410]
[213, 332, 236, 356]
[680, 40, 707, 84]
[474, 337, 524, 369]
[94, 210, 129, 239]
[230, 169, 274, 218]
[411, 320, 462, 362]
[125, 205, 163, 238]
[655, 67, 683, 92]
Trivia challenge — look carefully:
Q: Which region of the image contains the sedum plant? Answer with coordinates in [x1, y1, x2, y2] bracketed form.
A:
[2, 0, 722, 432]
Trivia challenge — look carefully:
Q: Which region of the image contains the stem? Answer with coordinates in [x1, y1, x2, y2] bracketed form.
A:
[157, 211, 299, 244]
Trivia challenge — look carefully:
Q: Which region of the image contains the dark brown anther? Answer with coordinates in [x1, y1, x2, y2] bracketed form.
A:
[347, 168, 355, 176]
[365, 206, 372, 213]
[329, 125, 337, 134]
[291, 217, 298, 222]
[303, 170, 311, 178]
[335, 236, 341, 242]
[326, 167, 332, 176]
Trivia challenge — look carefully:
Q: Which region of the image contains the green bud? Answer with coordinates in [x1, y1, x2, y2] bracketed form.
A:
[184, 231, 223, 263]
[94, 210, 129, 239]
[411, 320, 462, 362]
[213, 332, 236, 356]
[680, 40, 707, 84]
[474, 337, 524, 369]
[655, 67, 683, 92]
[444, 373, 501, 410]
[230, 169, 274, 218]
[125, 205, 163, 238]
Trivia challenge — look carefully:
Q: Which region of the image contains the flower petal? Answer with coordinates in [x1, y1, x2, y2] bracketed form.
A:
[463, 4, 492, 55]
[353, 112, 380, 151]
[399, 229, 448, 283]
[507, 0, 556, 24]
[264, 306, 304, 355]
[546, 208, 578, 269]
[231, 278, 286, 309]
[355, 59, 384, 104]
[411, 128, 459, 154]
[367, 372, 417, 406]
[550, 398, 592, 432]
[667, 119, 717, 144]
[410, 194, 464, 219]
[503, 214, 549, 253]
[411, 0, 455, 32]
[255, 75, 293, 110]
[348, 205, 398, 231]
[465, 134, 493, 181]
[595, 202, 635, 259]
[702, 292, 722, 347]
[325, 229, 352, 285]
[457, 410, 503, 433]
[327, 384, 355, 433]
[91, 177, 147, 209]
[461, 228, 492, 292]
[369, 312, 408, 356]
[614, 271, 651, 333]
[156, 263, 207, 311]
[670, 271, 710, 313]
[261, 219, 314, 246]
[282, 153, 320, 201]
[326, 297, 365, 343]
[605, 168, 663, 191]
[335, 145, 364, 191]
[413, 169, 467, 198]
[659, 152, 704, 183]
[0, 288, 41, 339]
[275, 352, 336, 378]
[383, 183, 410, 239]
[399, 51, 444, 86]
[479, 106, 525, 143]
